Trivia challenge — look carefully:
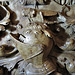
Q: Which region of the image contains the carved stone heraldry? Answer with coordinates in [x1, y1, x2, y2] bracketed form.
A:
[0, 0, 75, 75]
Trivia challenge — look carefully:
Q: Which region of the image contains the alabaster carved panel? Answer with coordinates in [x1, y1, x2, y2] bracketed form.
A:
[0, 0, 75, 75]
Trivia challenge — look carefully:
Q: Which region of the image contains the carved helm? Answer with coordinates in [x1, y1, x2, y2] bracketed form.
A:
[10, 23, 53, 61]
[10, 23, 56, 75]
